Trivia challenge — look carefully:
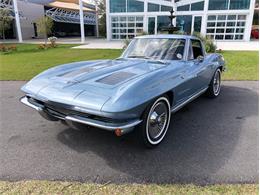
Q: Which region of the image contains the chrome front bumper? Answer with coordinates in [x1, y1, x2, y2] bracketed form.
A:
[20, 96, 142, 133]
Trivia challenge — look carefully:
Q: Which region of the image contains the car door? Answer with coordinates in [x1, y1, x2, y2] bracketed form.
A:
[188, 39, 209, 92]
[174, 39, 208, 104]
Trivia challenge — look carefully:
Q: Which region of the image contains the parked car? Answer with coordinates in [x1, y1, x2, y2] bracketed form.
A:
[251, 29, 259, 39]
[20, 35, 225, 147]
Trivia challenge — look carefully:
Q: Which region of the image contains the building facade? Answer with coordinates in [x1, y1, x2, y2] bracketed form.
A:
[0, 0, 97, 41]
[106, 0, 256, 41]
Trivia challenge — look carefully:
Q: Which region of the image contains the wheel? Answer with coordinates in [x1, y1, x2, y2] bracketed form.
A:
[139, 95, 171, 148]
[206, 69, 221, 98]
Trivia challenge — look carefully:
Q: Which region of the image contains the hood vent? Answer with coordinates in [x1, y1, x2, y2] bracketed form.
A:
[58, 67, 94, 78]
[96, 71, 136, 85]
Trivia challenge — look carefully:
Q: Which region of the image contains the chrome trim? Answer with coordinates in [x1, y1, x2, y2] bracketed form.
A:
[65, 115, 142, 131]
[20, 96, 142, 131]
[20, 96, 43, 111]
[171, 87, 208, 113]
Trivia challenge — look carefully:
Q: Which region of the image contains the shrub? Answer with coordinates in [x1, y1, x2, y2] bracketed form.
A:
[192, 32, 217, 53]
[48, 36, 58, 48]
[0, 44, 17, 53]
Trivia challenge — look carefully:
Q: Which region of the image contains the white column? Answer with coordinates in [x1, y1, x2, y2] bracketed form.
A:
[79, 0, 85, 43]
[244, 0, 255, 41]
[173, 2, 177, 27]
[95, 5, 99, 37]
[143, 0, 148, 33]
[106, 0, 110, 40]
[13, 0, 22, 42]
[201, 0, 209, 36]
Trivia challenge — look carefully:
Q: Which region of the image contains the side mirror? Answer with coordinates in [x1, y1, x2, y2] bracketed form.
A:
[197, 55, 204, 63]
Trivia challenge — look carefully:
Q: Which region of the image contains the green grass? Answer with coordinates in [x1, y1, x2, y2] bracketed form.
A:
[222, 51, 259, 80]
[0, 181, 258, 195]
[0, 44, 258, 80]
[0, 44, 122, 80]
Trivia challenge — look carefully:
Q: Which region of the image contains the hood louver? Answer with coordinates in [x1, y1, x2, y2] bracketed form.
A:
[96, 71, 137, 85]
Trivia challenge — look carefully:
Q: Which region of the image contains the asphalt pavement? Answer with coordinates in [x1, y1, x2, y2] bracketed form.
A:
[0, 81, 258, 184]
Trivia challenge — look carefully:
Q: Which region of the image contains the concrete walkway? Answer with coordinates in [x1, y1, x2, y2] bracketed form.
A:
[215, 41, 259, 51]
[72, 39, 124, 49]
[1, 37, 259, 50]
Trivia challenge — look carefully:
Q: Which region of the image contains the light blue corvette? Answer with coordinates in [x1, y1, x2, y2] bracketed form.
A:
[20, 35, 225, 147]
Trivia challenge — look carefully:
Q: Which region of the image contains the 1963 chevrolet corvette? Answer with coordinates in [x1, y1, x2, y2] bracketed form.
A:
[20, 35, 225, 147]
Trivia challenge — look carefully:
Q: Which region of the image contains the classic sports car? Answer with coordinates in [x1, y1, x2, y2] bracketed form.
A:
[20, 35, 225, 147]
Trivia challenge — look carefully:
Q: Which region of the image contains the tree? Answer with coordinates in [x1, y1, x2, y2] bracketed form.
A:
[36, 16, 53, 45]
[94, 0, 106, 37]
[0, 9, 12, 40]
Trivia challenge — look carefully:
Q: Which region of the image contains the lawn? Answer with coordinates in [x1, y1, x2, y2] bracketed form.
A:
[0, 181, 258, 195]
[0, 44, 258, 80]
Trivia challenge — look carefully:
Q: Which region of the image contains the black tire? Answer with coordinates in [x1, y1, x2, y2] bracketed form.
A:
[206, 68, 221, 98]
[139, 95, 171, 148]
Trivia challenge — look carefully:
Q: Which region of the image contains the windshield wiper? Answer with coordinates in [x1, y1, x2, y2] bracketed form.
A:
[147, 59, 168, 64]
[127, 55, 167, 64]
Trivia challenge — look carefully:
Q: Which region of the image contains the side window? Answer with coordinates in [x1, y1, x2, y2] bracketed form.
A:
[191, 39, 204, 59]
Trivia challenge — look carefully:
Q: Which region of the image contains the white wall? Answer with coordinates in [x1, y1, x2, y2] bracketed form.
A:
[17, 0, 45, 39]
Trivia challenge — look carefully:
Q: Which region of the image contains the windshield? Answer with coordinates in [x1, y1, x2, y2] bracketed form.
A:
[122, 38, 186, 61]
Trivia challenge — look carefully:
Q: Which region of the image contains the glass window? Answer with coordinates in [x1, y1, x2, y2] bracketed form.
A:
[177, 15, 192, 34]
[123, 38, 186, 61]
[217, 22, 226, 27]
[191, 39, 204, 59]
[177, 4, 190, 11]
[208, 15, 216, 20]
[208, 0, 228, 10]
[207, 22, 216, 27]
[235, 35, 244, 39]
[110, 0, 126, 12]
[236, 28, 245, 33]
[215, 35, 224, 39]
[225, 35, 234, 39]
[218, 15, 226, 20]
[206, 14, 246, 40]
[229, 0, 250, 10]
[227, 22, 236, 26]
[227, 15, 236, 20]
[157, 16, 171, 33]
[237, 21, 246, 26]
[216, 28, 225, 33]
[148, 3, 160, 12]
[161, 5, 172, 11]
[226, 28, 235, 33]
[238, 15, 247, 20]
[191, 1, 204, 11]
[148, 17, 155, 34]
[193, 16, 202, 32]
[111, 16, 143, 40]
[207, 28, 215, 33]
[127, 0, 144, 12]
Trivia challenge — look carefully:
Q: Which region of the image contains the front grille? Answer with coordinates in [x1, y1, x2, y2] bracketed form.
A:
[27, 97, 128, 123]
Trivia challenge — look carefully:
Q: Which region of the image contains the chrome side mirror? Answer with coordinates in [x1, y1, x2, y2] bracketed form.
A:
[197, 55, 204, 63]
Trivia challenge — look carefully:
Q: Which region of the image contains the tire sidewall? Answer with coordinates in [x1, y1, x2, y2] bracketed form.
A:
[212, 69, 221, 97]
[143, 96, 171, 147]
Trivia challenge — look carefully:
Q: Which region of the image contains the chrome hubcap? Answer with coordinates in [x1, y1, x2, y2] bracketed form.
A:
[148, 102, 168, 139]
[213, 70, 221, 95]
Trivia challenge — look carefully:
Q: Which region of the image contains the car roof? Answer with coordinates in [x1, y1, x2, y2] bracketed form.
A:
[136, 34, 200, 40]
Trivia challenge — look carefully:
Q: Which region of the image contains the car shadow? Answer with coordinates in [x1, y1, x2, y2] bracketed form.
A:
[57, 85, 258, 184]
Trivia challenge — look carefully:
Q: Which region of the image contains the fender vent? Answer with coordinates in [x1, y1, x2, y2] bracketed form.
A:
[96, 71, 136, 85]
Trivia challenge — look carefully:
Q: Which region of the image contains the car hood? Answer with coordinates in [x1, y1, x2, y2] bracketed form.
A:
[22, 59, 167, 111]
